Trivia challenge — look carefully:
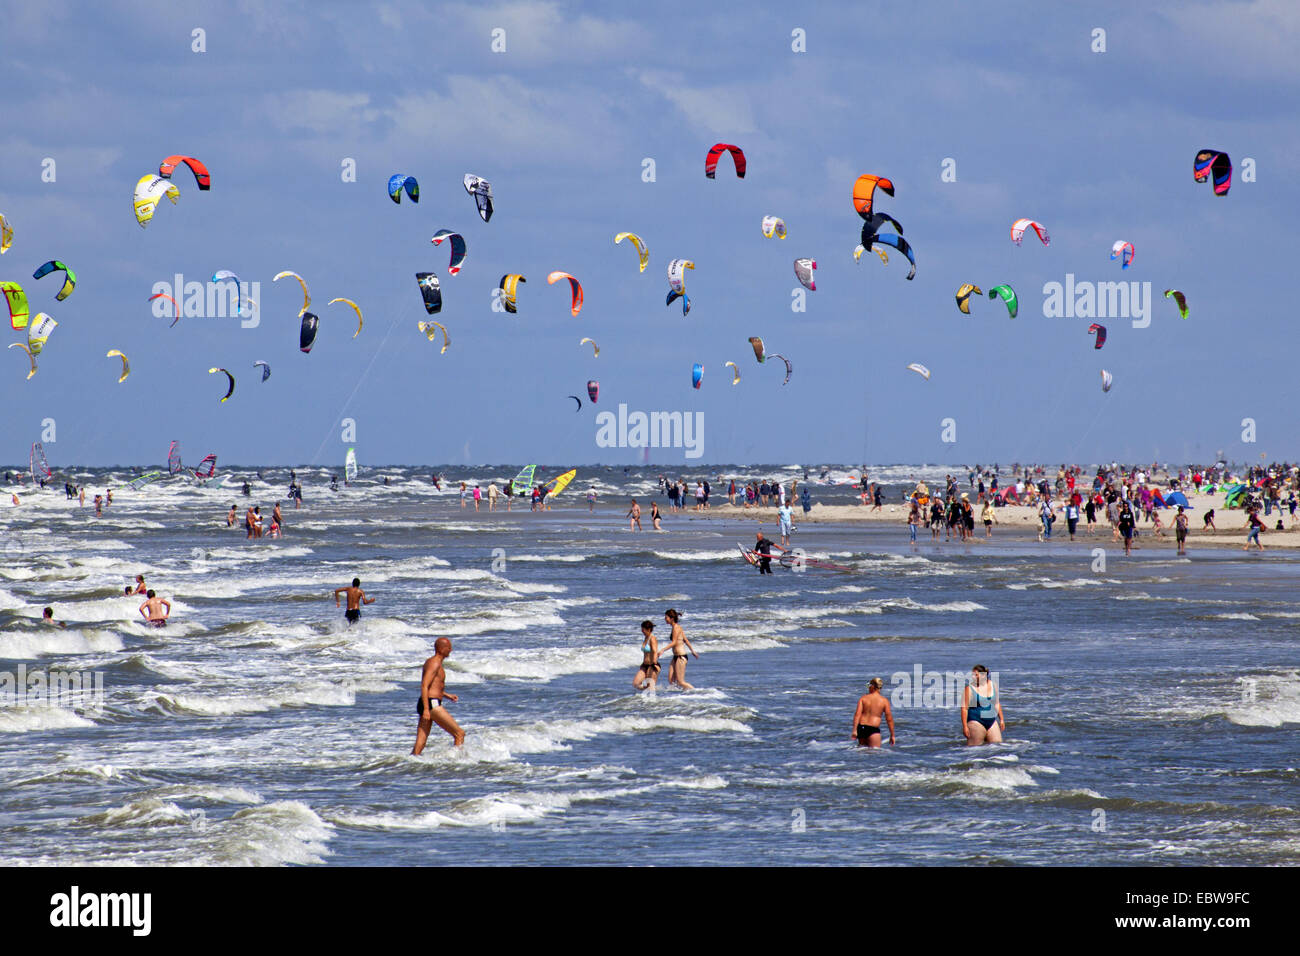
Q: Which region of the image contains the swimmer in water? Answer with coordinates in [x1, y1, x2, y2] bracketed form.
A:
[662, 608, 697, 690]
[962, 664, 1005, 745]
[851, 677, 895, 747]
[633, 620, 661, 690]
[412, 637, 464, 753]
[333, 577, 374, 624]
[42, 607, 67, 629]
[138, 590, 171, 628]
[132, 575, 147, 595]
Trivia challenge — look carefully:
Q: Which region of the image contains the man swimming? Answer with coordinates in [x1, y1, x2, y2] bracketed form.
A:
[138, 590, 171, 627]
[333, 577, 374, 624]
[42, 607, 68, 629]
[412, 637, 465, 753]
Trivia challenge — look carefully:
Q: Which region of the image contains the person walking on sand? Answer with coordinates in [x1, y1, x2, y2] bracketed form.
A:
[413, 637, 464, 753]
[334, 577, 375, 625]
[908, 499, 920, 545]
[962, 664, 1005, 746]
[633, 620, 661, 691]
[1118, 502, 1136, 556]
[488, 482, 498, 511]
[778, 500, 793, 546]
[627, 498, 642, 531]
[852, 677, 896, 747]
[1174, 505, 1189, 555]
[1245, 509, 1265, 551]
[663, 608, 698, 690]
[982, 497, 996, 537]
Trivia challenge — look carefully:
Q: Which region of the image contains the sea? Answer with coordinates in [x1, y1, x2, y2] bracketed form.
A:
[1, 464, 1297, 866]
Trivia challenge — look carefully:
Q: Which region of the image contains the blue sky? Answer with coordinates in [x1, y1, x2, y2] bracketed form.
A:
[1, 0, 1295, 468]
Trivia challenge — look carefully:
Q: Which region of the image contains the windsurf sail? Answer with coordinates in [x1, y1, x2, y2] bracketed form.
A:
[345, 448, 358, 483]
[127, 471, 163, 490]
[546, 469, 577, 497]
[167, 440, 182, 475]
[512, 464, 537, 492]
[29, 442, 50, 483]
[193, 454, 217, 479]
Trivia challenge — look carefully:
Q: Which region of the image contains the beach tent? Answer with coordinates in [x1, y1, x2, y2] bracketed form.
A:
[1223, 484, 1247, 508]
[1163, 490, 1192, 509]
[1151, 489, 1166, 508]
[1000, 485, 1020, 503]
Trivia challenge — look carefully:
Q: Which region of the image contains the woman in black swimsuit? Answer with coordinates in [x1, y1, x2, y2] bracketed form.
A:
[663, 609, 698, 690]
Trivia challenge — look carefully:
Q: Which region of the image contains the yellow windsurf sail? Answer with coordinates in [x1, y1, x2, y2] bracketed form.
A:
[547, 469, 577, 496]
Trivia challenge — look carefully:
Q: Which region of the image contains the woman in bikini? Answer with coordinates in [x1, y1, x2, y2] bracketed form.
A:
[962, 664, 1005, 745]
[663, 608, 698, 690]
[633, 620, 660, 690]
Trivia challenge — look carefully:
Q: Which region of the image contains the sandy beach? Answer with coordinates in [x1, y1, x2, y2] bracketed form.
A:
[687, 492, 1300, 550]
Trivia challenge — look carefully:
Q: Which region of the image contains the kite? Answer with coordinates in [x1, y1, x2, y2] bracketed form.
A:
[772, 353, 792, 386]
[149, 292, 181, 328]
[328, 297, 363, 338]
[579, 337, 599, 357]
[158, 155, 211, 190]
[587, 380, 599, 403]
[1100, 369, 1114, 392]
[0, 213, 11, 253]
[692, 363, 703, 389]
[547, 271, 584, 316]
[3, 281, 30, 329]
[793, 258, 817, 291]
[667, 258, 694, 294]
[955, 283, 983, 314]
[212, 270, 239, 284]
[1088, 323, 1107, 349]
[388, 174, 419, 203]
[254, 360, 271, 382]
[430, 230, 467, 275]
[107, 349, 130, 383]
[863, 232, 915, 279]
[208, 367, 235, 402]
[864, 212, 903, 236]
[614, 232, 649, 272]
[31, 260, 75, 300]
[193, 454, 217, 479]
[749, 336, 766, 362]
[417, 320, 450, 353]
[1010, 218, 1050, 246]
[666, 289, 691, 315]
[273, 270, 310, 316]
[417, 272, 443, 314]
[497, 273, 524, 314]
[852, 174, 895, 220]
[27, 312, 56, 355]
[1163, 289, 1189, 319]
[988, 285, 1018, 318]
[1110, 240, 1134, 270]
[134, 175, 179, 228]
[761, 216, 786, 239]
[568, 395, 582, 411]
[853, 243, 889, 265]
[705, 143, 746, 179]
[8, 342, 36, 380]
[907, 363, 931, 380]
[168, 441, 182, 475]
[299, 312, 319, 353]
[725, 361, 740, 385]
[463, 174, 493, 222]
[1193, 149, 1232, 196]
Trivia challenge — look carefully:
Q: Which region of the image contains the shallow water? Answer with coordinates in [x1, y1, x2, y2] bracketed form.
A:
[2, 465, 1297, 865]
